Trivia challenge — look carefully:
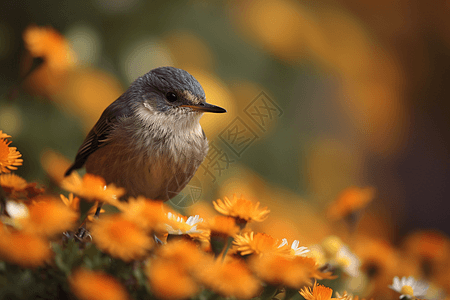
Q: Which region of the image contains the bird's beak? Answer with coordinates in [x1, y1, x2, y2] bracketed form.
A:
[180, 102, 227, 113]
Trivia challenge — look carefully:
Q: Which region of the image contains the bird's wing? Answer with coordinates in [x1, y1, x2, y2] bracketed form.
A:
[65, 101, 130, 176]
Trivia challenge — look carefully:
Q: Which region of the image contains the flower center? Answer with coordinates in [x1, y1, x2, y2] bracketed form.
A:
[322, 236, 342, 256]
[337, 256, 351, 267]
[400, 285, 414, 296]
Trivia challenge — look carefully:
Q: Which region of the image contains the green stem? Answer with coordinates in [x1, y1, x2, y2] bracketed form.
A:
[284, 288, 299, 300]
[207, 293, 221, 300]
[259, 285, 279, 300]
[219, 236, 234, 261]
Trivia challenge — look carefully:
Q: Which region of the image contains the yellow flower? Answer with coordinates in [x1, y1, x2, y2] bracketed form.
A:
[213, 194, 269, 224]
[61, 173, 125, 204]
[327, 186, 375, 220]
[0, 138, 23, 173]
[300, 281, 339, 300]
[0, 229, 52, 268]
[19, 196, 79, 237]
[233, 232, 291, 256]
[197, 257, 262, 299]
[70, 268, 130, 300]
[90, 214, 153, 262]
[117, 196, 166, 232]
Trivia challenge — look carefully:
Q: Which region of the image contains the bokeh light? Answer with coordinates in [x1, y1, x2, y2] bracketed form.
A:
[65, 23, 102, 66]
[120, 37, 173, 85]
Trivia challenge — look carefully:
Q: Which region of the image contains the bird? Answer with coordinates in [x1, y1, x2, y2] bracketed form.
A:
[65, 66, 226, 201]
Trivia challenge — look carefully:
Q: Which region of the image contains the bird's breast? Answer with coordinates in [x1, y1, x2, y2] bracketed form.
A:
[86, 118, 208, 201]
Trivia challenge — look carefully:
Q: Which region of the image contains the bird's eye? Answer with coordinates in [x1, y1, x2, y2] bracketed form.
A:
[166, 92, 178, 102]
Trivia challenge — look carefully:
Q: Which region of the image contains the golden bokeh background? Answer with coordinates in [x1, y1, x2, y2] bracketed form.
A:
[1, 0, 450, 255]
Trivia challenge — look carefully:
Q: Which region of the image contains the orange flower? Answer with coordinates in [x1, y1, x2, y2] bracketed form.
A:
[0, 173, 28, 192]
[90, 214, 153, 262]
[400, 230, 450, 289]
[23, 182, 45, 199]
[250, 254, 335, 289]
[0, 130, 11, 139]
[335, 291, 372, 300]
[233, 232, 291, 256]
[0, 138, 23, 173]
[300, 281, 338, 300]
[0, 229, 52, 267]
[302, 256, 338, 281]
[86, 202, 105, 222]
[41, 149, 72, 184]
[402, 230, 450, 264]
[23, 25, 76, 71]
[327, 187, 375, 220]
[60, 193, 80, 211]
[202, 215, 240, 237]
[117, 196, 166, 232]
[249, 253, 311, 289]
[60, 193, 104, 222]
[355, 235, 397, 273]
[213, 194, 269, 224]
[22, 24, 76, 98]
[0, 173, 44, 199]
[61, 173, 125, 204]
[19, 196, 78, 237]
[147, 259, 199, 300]
[156, 239, 204, 272]
[150, 241, 205, 300]
[70, 268, 130, 300]
[197, 258, 262, 299]
[353, 235, 398, 297]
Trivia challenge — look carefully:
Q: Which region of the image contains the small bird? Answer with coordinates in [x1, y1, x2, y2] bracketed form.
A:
[65, 66, 226, 201]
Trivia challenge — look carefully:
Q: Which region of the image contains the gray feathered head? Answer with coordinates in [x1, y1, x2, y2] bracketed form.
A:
[128, 66, 225, 114]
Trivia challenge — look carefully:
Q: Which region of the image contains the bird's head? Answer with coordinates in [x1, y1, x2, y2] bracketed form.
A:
[130, 67, 226, 119]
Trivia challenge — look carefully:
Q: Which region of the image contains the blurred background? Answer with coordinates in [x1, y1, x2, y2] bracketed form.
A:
[1, 0, 450, 248]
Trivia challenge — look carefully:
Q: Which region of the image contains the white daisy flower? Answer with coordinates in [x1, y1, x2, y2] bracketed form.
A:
[0, 200, 29, 228]
[185, 214, 203, 226]
[278, 238, 310, 256]
[6, 200, 29, 219]
[389, 276, 429, 299]
[165, 213, 203, 235]
[334, 245, 361, 277]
